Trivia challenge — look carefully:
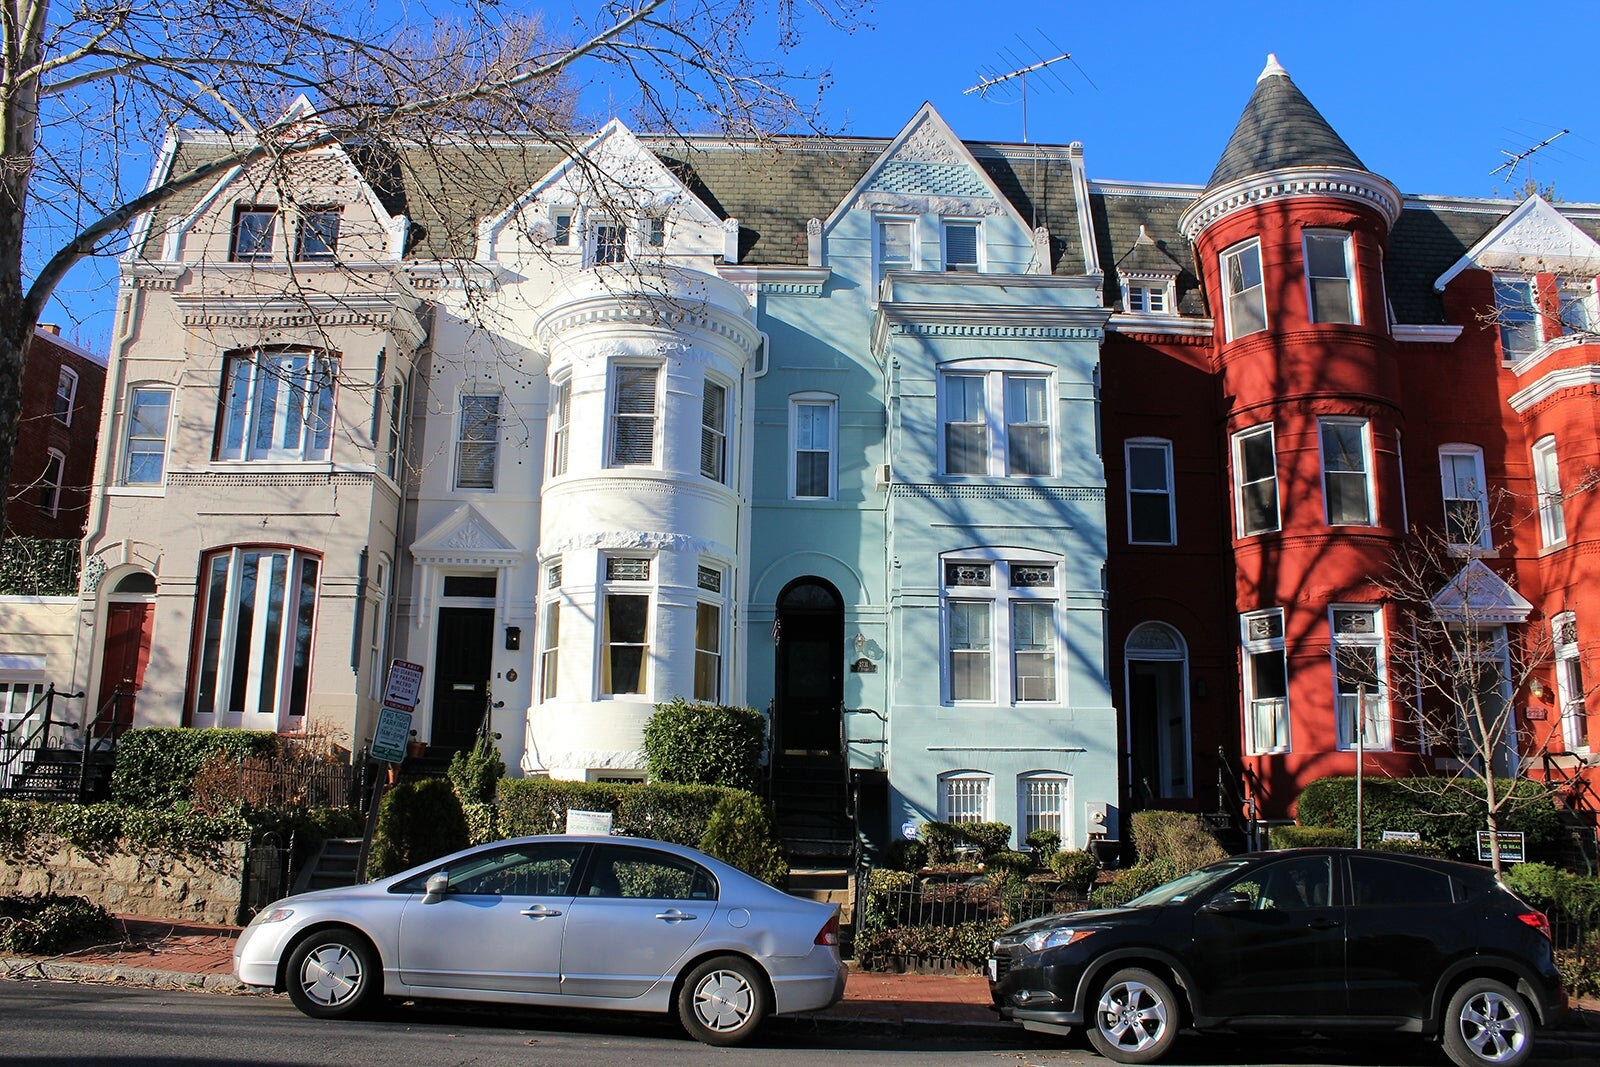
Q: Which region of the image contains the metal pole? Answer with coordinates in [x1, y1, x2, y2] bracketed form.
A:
[1356, 683, 1366, 850]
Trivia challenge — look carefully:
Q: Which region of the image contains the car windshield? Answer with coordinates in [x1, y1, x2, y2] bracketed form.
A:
[1123, 859, 1253, 907]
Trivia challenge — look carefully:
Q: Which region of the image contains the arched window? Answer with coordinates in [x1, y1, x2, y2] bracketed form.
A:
[938, 769, 992, 824]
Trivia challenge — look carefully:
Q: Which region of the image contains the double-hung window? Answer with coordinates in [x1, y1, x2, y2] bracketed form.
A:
[1440, 445, 1491, 550]
[600, 556, 651, 696]
[367, 556, 390, 700]
[1555, 614, 1586, 750]
[548, 378, 571, 478]
[1533, 436, 1566, 547]
[1242, 610, 1290, 753]
[232, 206, 277, 261]
[939, 365, 1052, 477]
[1221, 239, 1266, 340]
[382, 374, 407, 482]
[1232, 424, 1279, 536]
[454, 394, 500, 489]
[218, 351, 337, 462]
[1494, 276, 1539, 360]
[790, 394, 836, 499]
[54, 367, 78, 425]
[1126, 438, 1175, 545]
[609, 365, 659, 467]
[551, 207, 574, 246]
[700, 379, 727, 482]
[695, 565, 725, 702]
[1305, 231, 1357, 324]
[193, 546, 320, 725]
[539, 561, 562, 702]
[1319, 418, 1373, 526]
[943, 555, 1059, 705]
[295, 207, 341, 261]
[1331, 607, 1388, 750]
[943, 221, 980, 272]
[38, 450, 64, 516]
[123, 387, 172, 486]
[876, 216, 915, 296]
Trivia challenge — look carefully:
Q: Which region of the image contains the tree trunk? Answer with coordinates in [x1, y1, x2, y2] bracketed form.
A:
[1484, 775, 1502, 877]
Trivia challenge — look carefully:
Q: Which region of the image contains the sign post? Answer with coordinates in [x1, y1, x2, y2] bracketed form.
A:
[359, 658, 427, 881]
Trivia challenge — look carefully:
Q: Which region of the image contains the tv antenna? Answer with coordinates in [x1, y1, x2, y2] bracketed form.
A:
[1491, 129, 1569, 186]
[964, 35, 1091, 143]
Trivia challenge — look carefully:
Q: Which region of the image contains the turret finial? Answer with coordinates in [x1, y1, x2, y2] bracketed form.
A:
[1258, 53, 1289, 82]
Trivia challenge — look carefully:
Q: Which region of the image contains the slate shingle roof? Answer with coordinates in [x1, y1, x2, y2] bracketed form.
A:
[1206, 58, 1366, 190]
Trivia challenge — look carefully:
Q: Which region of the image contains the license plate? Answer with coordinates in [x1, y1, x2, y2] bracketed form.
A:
[986, 957, 998, 982]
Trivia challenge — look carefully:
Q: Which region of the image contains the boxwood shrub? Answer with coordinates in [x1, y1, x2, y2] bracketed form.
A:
[367, 778, 470, 879]
[642, 699, 766, 791]
[111, 728, 278, 809]
[1294, 776, 1561, 863]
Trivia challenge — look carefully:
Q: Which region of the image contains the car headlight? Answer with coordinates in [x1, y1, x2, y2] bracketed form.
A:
[1023, 927, 1095, 953]
[249, 907, 295, 926]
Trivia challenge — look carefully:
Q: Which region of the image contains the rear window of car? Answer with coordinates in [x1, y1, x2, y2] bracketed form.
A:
[1348, 855, 1455, 907]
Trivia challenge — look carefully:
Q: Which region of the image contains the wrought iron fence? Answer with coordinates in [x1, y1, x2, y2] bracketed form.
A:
[855, 871, 1087, 970]
[241, 831, 297, 921]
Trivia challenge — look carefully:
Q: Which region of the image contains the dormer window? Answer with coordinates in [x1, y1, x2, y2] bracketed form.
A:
[1221, 239, 1266, 340]
[1305, 231, 1356, 324]
[1125, 282, 1173, 314]
[646, 216, 666, 247]
[295, 207, 341, 262]
[232, 206, 277, 261]
[1559, 279, 1597, 334]
[943, 221, 980, 272]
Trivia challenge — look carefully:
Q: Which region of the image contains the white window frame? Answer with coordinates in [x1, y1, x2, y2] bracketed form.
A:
[1558, 278, 1597, 335]
[1221, 238, 1267, 341]
[937, 362, 1054, 478]
[694, 564, 726, 703]
[608, 364, 660, 468]
[551, 206, 575, 247]
[193, 545, 321, 727]
[789, 393, 837, 500]
[938, 770, 992, 824]
[1554, 613, 1586, 752]
[874, 215, 917, 299]
[54, 366, 78, 425]
[1017, 772, 1070, 845]
[941, 219, 981, 273]
[122, 386, 172, 487]
[1304, 229, 1359, 325]
[591, 218, 628, 266]
[454, 393, 501, 490]
[218, 350, 338, 463]
[1493, 275, 1539, 360]
[539, 562, 562, 703]
[1125, 281, 1173, 314]
[598, 555, 653, 698]
[941, 550, 1061, 706]
[382, 372, 407, 483]
[1319, 417, 1374, 527]
[1125, 438, 1176, 546]
[1439, 444, 1491, 551]
[1232, 424, 1280, 536]
[548, 376, 571, 478]
[38, 449, 65, 516]
[1533, 436, 1566, 548]
[1242, 609, 1290, 754]
[1330, 605, 1390, 751]
[700, 377, 728, 483]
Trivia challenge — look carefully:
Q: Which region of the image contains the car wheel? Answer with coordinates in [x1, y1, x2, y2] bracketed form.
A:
[285, 929, 381, 1020]
[677, 955, 768, 1046]
[1443, 978, 1533, 1067]
[1086, 966, 1179, 1065]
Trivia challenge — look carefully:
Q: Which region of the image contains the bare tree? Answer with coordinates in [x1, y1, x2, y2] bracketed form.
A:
[0, 0, 863, 533]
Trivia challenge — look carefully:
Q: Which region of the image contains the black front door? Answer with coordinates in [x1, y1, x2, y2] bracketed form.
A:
[432, 607, 493, 750]
[774, 578, 844, 756]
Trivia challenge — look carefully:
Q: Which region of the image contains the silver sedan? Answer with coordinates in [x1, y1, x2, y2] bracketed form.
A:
[234, 835, 846, 1045]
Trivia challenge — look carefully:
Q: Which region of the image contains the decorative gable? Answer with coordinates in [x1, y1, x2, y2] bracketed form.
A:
[478, 119, 728, 262]
[412, 503, 522, 570]
[1431, 560, 1534, 624]
[1434, 195, 1600, 290]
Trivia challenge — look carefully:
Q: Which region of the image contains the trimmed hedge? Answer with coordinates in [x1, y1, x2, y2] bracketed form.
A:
[1050, 848, 1099, 890]
[921, 821, 1013, 863]
[111, 728, 278, 809]
[642, 699, 766, 791]
[1294, 776, 1561, 863]
[699, 793, 788, 886]
[0, 798, 361, 854]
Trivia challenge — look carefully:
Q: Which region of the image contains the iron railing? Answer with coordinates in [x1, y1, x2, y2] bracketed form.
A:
[0, 684, 80, 796]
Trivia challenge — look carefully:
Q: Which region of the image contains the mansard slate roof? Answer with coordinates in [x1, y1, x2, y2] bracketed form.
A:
[1205, 57, 1366, 190]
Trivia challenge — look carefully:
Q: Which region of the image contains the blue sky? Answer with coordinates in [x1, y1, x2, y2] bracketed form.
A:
[42, 1, 1599, 350]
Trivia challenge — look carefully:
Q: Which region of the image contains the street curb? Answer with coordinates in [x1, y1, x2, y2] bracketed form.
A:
[3, 956, 246, 993]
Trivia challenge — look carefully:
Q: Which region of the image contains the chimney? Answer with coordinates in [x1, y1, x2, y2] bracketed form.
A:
[38, 323, 60, 335]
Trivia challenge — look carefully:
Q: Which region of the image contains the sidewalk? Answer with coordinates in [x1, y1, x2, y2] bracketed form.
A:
[5, 914, 1600, 1053]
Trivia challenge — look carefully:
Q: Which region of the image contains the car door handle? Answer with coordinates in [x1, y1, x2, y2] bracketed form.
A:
[1306, 919, 1342, 930]
[655, 909, 698, 922]
[520, 905, 563, 918]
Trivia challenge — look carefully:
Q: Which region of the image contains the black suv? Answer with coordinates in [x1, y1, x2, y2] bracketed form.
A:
[988, 848, 1564, 1066]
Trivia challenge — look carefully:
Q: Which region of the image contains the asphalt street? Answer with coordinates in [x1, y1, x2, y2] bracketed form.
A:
[0, 978, 1575, 1067]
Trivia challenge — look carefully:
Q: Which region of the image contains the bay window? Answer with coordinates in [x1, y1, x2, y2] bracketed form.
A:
[601, 556, 651, 696]
[1320, 418, 1373, 526]
[609, 365, 659, 467]
[1222, 239, 1266, 340]
[695, 565, 725, 702]
[1305, 231, 1357, 324]
[218, 350, 337, 462]
[939, 364, 1053, 477]
[193, 546, 320, 724]
[942, 554, 1060, 705]
[1242, 609, 1289, 753]
[1331, 606, 1389, 750]
[700, 379, 727, 482]
[1232, 424, 1279, 536]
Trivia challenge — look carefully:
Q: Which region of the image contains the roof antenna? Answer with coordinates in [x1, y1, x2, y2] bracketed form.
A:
[963, 34, 1088, 144]
[1491, 129, 1569, 193]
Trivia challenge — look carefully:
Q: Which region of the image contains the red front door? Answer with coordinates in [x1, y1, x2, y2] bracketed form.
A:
[97, 602, 153, 735]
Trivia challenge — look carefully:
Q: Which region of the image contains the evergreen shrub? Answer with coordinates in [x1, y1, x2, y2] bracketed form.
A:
[642, 699, 765, 791]
[366, 779, 469, 879]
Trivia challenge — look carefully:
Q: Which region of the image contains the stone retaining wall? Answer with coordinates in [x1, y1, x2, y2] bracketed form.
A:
[0, 837, 246, 924]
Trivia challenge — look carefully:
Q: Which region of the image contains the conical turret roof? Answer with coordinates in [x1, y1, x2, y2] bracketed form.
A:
[1206, 55, 1365, 190]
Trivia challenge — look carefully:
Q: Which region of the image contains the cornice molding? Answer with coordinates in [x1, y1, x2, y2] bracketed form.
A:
[716, 264, 831, 297]
[1507, 363, 1600, 414]
[1107, 313, 1214, 339]
[1179, 166, 1403, 241]
[1392, 324, 1464, 344]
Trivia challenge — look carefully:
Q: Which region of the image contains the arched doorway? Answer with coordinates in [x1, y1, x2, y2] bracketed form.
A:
[98, 571, 156, 735]
[1125, 622, 1192, 804]
[774, 577, 844, 756]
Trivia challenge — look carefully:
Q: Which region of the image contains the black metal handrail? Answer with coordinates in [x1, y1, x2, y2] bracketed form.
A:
[1214, 745, 1261, 851]
[1, 684, 77, 795]
[76, 686, 128, 801]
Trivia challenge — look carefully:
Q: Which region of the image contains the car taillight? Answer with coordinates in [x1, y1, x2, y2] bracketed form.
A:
[815, 913, 840, 947]
[1518, 910, 1552, 940]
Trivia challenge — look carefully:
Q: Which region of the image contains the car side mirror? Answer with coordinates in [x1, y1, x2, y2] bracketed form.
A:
[423, 871, 450, 903]
[1201, 890, 1252, 914]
